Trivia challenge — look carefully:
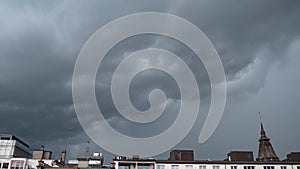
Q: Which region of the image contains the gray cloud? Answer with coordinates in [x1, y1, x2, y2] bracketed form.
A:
[0, 0, 299, 163]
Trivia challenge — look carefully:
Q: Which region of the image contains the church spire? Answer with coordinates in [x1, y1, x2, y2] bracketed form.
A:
[260, 122, 267, 138]
[256, 112, 279, 161]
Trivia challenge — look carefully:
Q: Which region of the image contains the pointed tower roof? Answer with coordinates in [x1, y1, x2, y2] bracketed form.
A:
[256, 113, 279, 161]
[259, 122, 269, 140]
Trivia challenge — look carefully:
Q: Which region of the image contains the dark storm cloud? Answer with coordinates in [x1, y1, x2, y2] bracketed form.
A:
[0, 0, 299, 162]
[176, 1, 300, 77]
[0, 0, 81, 152]
[0, 0, 173, 159]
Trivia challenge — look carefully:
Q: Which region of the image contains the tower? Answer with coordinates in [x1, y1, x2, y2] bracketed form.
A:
[256, 113, 279, 161]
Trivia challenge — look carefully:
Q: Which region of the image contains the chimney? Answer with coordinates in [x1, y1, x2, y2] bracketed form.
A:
[60, 150, 67, 165]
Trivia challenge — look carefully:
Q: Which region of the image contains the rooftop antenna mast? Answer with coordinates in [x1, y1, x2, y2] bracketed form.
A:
[258, 112, 262, 124]
[86, 140, 90, 160]
[258, 112, 265, 134]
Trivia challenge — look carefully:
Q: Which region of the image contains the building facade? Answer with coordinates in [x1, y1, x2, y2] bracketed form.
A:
[0, 158, 55, 169]
[113, 158, 300, 169]
[0, 135, 31, 159]
[0, 136, 68, 169]
[112, 120, 300, 169]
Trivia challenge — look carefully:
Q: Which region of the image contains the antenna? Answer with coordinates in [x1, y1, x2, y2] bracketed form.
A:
[86, 140, 90, 160]
[258, 112, 262, 123]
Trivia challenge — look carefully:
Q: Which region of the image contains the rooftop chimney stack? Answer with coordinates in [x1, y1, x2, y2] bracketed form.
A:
[61, 150, 67, 165]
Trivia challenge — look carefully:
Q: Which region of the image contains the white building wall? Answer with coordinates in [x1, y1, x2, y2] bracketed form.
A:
[115, 161, 300, 169]
[0, 158, 55, 169]
[0, 140, 16, 158]
[0, 139, 30, 159]
[154, 163, 300, 169]
[8, 158, 27, 169]
[26, 159, 53, 169]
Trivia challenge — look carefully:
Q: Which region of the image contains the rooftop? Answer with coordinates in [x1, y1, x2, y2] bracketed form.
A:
[0, 134, 30, 148]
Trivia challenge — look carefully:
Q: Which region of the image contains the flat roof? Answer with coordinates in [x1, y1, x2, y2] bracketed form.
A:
[0, 134, 30, 148]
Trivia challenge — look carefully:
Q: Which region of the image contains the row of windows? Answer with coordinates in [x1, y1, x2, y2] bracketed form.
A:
[118, 165, 300, 169]
[166, 165, 221, 169]
[264, 167, 274, 169]
[155, 165, 298, 169]
[244, 166, 255, 169]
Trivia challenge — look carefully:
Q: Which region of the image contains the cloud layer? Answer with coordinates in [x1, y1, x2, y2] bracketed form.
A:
[0, 0, 299, 162]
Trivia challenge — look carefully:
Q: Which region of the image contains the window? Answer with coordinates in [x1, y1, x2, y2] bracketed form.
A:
[244, 166, 255, 169]
[263, 166, 274, 169]
[213, 166, 220, 169]
[231, 166, 237, 169]
[172, 165, 179, 169]
[186, 165, 193, 169]
[138, 165, 150, 169]
[138, 164, 154, 169]
[3, 163, 9, 169]
[10, 160, 25, 169]
[281, 166, 287, 169]
[297, 167, 300, 169]
[157, 165, 165, 169]
[199, 166, 206, 169]
[118, 165, 129, 169]
[0, 137, 10, 140]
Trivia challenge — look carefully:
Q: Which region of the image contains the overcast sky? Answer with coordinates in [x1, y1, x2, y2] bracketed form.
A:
[0, 0, 300, 164]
